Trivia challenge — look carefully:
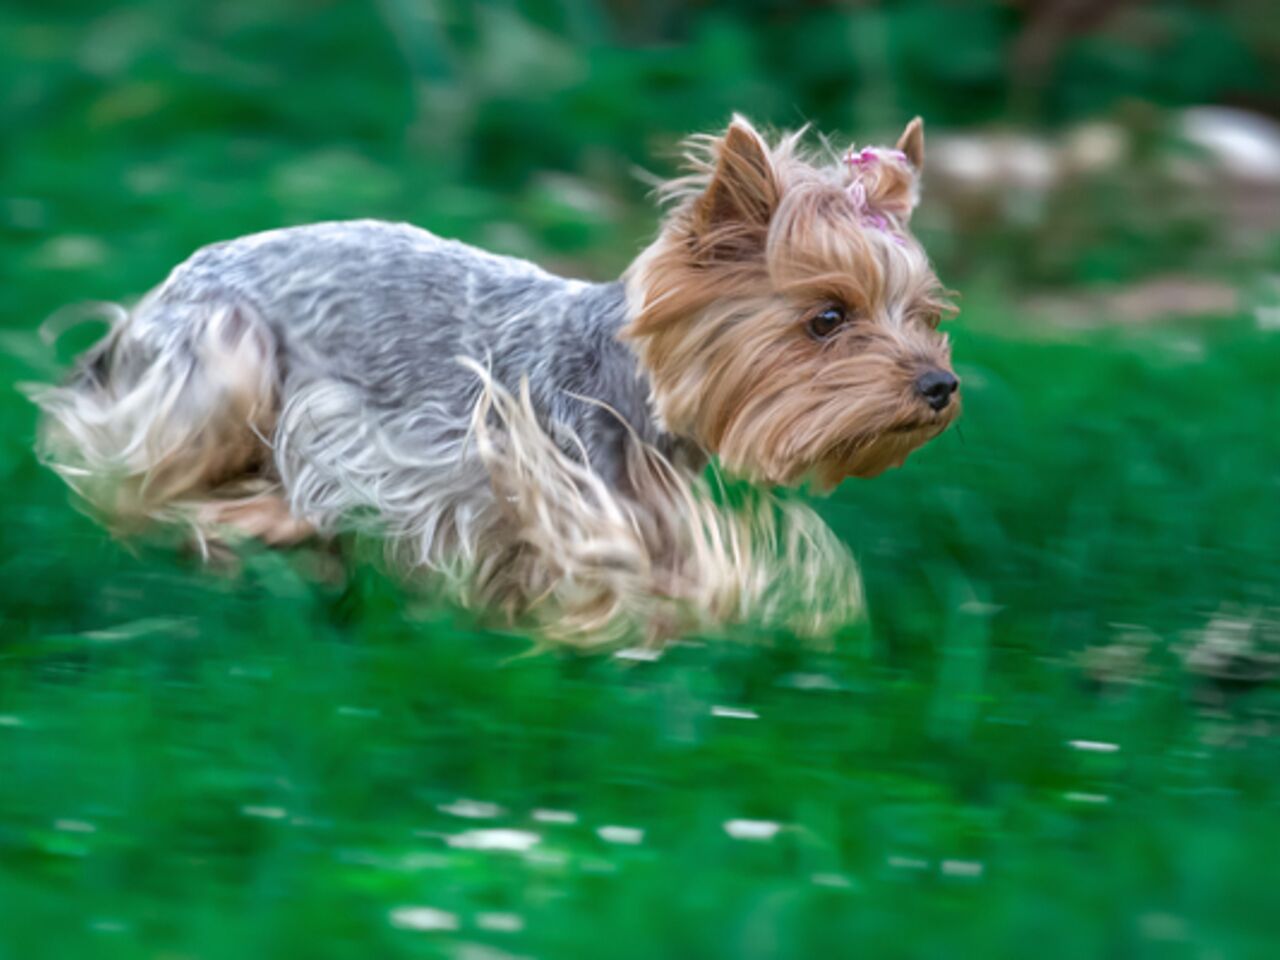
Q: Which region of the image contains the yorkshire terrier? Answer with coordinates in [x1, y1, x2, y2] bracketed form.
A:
[32, 116, 959, 646]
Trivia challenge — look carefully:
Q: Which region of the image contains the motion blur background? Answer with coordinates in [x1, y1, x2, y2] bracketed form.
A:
[3, 1, 1280, 957]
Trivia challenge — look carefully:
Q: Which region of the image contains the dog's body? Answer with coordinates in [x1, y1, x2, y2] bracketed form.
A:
[33, 116, 958, 644]
[151, 219, 686, 483]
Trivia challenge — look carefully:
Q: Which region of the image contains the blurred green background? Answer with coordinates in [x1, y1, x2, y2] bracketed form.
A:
[3, 1, 1280, 957]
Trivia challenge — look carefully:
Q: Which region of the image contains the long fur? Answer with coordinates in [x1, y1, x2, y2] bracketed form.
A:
[29, 299, 280, 542]
[30, 304, 862, 647]
[624, 117, 957, 488]
[462, 359, 863, 646]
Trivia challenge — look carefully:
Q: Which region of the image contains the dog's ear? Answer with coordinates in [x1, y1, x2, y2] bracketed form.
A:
[860, 117, 925, 221]
[695, 116, 781, 237]
[896, 117, 924, 172]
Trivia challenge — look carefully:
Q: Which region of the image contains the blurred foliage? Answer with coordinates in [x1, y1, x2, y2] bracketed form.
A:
[4, 0, 1279, 296]
[3, 0, 1280, 957]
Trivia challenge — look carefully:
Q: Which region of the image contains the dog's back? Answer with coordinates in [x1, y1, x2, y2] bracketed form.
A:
[31, 219, 663, 554]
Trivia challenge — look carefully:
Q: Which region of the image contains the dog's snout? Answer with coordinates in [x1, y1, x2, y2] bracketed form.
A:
[915, 369, 959, 411]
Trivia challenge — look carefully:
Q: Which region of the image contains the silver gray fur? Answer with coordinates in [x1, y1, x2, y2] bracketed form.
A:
[129, 219, 692, 492]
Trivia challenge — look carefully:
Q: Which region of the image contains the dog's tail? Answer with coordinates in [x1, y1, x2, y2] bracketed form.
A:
[26, 298, 280, 538]
[461, 359, 864, 649]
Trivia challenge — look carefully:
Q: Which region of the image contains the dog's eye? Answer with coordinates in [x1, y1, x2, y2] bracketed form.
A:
[807, 307, 848, 340]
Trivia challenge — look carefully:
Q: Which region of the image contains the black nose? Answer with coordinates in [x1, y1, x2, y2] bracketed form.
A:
[915, 369, 959, 411]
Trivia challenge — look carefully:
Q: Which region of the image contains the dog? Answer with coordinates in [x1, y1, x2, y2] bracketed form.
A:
[31, 116, 959, 646]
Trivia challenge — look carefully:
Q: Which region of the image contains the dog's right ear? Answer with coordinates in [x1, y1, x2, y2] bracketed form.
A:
[694, 116, 781, 239]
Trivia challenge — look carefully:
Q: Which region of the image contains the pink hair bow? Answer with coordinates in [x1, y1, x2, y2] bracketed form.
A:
[843, 161, 905, 243]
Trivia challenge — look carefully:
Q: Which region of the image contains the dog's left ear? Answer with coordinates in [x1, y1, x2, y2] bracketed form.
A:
[896, 117, 925, 172]
[865, 117, 925, 221]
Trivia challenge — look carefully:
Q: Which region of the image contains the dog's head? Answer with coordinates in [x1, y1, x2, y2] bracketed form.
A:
[624, 115, 958, 490]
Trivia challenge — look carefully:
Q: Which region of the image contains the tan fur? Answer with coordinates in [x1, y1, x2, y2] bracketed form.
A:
[196, 493, 316, 546]
[462, 360, 863, 647]
[897, 116, 925, 170]
[29, 302, 280, 543]
[624, 116, 958, 489]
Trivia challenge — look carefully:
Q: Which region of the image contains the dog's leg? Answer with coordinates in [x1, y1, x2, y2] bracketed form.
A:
[31, 300, 294, 548]
[272, 376, 503, 577]
[463, 362, 865, 647]
[195, 491, 316, 546]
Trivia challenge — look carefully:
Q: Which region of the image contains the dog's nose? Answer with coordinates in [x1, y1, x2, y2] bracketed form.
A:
[915, 369, 959, 411]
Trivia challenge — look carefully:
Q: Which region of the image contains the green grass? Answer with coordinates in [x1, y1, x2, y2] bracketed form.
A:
[4, 309, 1280, 959]
[4, 1, 1280, 957]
